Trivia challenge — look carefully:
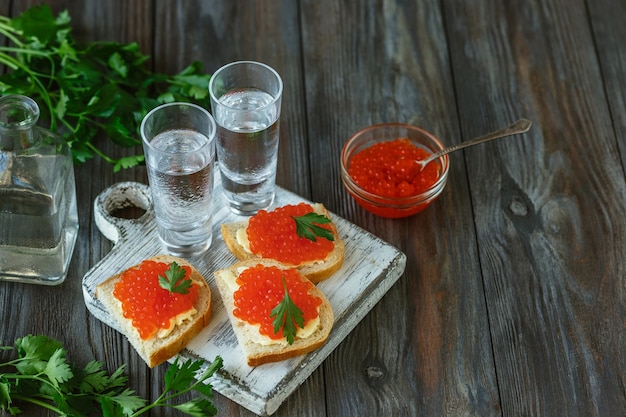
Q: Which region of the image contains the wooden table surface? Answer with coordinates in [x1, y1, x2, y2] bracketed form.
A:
[1, 1, 624, 416]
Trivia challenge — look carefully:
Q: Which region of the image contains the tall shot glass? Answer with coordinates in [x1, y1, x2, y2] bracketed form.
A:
[141, 102, 216, 257]
[209, 61, 283, 215]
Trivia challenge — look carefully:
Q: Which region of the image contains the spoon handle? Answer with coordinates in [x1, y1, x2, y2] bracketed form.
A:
[422, 118, 532, 165]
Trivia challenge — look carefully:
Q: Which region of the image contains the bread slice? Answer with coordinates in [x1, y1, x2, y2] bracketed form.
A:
[221, 203, 345, 283]
[95, 255, 212, 368]
[214, 259, 334, 366]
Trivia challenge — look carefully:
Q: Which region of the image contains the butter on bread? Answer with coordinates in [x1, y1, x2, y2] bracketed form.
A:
[95, 254, 212, 368]
[214, 259, 334, 366]
[220, 203, 345, 283]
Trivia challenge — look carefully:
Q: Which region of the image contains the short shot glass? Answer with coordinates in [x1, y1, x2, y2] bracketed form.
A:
[141, 102, 217, 256]
[209, 61, 283, 216]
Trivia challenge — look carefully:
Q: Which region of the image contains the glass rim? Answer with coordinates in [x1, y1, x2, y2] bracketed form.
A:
[208, 60, 283, 111]
[140, 101, 216, 154]
[0, 94, 40, 130]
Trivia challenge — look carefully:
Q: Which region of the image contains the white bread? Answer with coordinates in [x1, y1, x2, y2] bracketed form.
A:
[214, 259, 334, 366]
[95, 255, 212, 368]
[220, 203, 345, 283]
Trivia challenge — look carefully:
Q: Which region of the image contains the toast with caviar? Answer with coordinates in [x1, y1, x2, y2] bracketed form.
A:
[214, 259, 334, 366]
[95, 255, 212, 368]
[220, 203, 345, 283]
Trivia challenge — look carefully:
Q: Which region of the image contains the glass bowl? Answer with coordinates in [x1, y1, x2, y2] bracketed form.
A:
[340, 123, 449, 218]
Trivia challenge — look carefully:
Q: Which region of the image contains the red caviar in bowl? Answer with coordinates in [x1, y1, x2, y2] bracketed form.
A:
[348, 138, 440, 198]
[341, 123, 449, 218]
[233, 264, 322, 340]
[247, 203, 335, 265]
[113, 260, 198, 340]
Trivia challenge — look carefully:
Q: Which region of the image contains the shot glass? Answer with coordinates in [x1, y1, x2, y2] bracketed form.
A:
[141, 102, 216, 257]
[209, 61, 283, 215]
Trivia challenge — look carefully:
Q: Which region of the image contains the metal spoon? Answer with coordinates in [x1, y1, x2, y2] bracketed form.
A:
[415, 118, 532, 171]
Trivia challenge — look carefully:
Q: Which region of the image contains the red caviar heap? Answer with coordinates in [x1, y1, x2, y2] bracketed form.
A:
[247, 203, 335, 264]
[349, 138, 440, 198]
[233, 264, 322, 340]
[113, 260, 198, 340]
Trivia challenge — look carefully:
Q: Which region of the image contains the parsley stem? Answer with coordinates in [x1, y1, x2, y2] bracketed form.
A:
[0, 4, 213, 170]
[85, 141, 116, 164]
[1, 373, 66, 412]
[0, 46, 53, 58]
[5, 373, 64, 394]
[11, 395, 64, 414]
[130, 358, 223, 417]
[0, 23, 23, 47]
[0, 51, 56, 130]
[0, 52, 22, 70]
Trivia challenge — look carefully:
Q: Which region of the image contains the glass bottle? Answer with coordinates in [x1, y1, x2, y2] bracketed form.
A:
[0, 95, 79, 285]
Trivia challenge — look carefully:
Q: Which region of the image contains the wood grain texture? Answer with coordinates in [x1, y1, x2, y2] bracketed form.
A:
[154, 0, 312, 199]
[444, 0, 626, 415]
[588, 5, 626, 410]
[589, 0, 626, 169]
[1, 0, 624, 416]
[299, 0, 501, 416]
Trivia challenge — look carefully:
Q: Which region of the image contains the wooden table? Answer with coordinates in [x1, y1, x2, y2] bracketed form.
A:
[1, 1, 624, 416]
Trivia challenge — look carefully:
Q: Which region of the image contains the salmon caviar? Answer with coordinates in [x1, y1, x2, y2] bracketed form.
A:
[113, 260, 198, 340]
[348, 138, 440, 198]
[247, 203, 335, 265]
[233, 264, 322, 340]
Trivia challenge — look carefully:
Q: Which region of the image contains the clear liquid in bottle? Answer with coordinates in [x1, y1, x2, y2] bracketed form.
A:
[0, 95, 79, 284]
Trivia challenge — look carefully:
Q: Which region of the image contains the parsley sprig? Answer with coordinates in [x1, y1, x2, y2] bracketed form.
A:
[293, 212, 335, 242]
[0, 4, 212, 171]
[0, 334, 223, 416]
[270, 277, 305, 345]
[158, 262, 193, 294]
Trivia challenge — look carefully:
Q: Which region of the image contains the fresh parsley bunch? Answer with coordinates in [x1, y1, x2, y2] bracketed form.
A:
[0, 334, 223, 416]
[0, 4, 213, 171]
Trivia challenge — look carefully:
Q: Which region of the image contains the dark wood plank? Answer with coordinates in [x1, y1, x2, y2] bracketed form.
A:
[1, 0, 624, 416]
[299, 1, 500, 416]
[444, 0, 626, 415]
[155, 0, 312, 199]
[1, 1, 175, 416]
[589, 0, 626, 165]
[589, 9, 626, 409]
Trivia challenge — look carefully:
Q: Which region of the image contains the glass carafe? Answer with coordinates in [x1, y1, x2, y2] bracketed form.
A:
[0, 95, 79, 285]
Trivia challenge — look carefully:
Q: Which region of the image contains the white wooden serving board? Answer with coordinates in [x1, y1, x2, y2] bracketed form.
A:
[82, 176, 406, 416]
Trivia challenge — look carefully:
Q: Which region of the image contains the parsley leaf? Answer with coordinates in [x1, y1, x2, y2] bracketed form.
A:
[79, 361, 117, 393]
[133, 356, 223, 416]
[158, 262, 193, 294]
[0, 335, 223, 416]
[109, 388, 146, 414]
[173, 398, 218, 417]
[0, 4, 213, 171]
[44, 348, 73, 387]
[270, 277, 305, 345]
[293, 212, 335, 242]
[164, 356, 202, 391]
